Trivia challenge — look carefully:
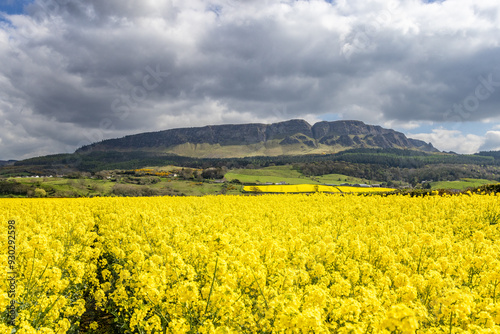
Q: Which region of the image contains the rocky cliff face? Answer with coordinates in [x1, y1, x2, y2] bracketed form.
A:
[312, 120, 390, 138]
[77, 119, 438, 155]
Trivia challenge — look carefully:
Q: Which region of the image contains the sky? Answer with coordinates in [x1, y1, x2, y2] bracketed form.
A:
[1, 0, 500, 160]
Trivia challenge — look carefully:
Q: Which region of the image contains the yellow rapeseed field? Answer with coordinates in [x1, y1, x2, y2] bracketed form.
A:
[242, 184, 395, 193]
[1, 193, 500, 333]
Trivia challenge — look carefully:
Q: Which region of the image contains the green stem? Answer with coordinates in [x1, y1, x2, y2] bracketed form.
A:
[24, 249, 37, 296]
[32, 294, 62, 328]
[416, 245, 425, 275]
[251, 269, 269, 310]
[145, 293, 169, 326]
[139, 215, 154, 254]
[449, 311, 453, 334]
[204, 257, 219, 318]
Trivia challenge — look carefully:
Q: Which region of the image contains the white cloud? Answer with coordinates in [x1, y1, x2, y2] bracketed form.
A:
[480, 130, 500, 151]
[383, 120, 432, 131]
[409, 128, 484, 154]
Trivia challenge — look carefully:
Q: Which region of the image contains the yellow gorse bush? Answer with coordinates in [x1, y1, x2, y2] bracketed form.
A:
[1, 193, 499, 333]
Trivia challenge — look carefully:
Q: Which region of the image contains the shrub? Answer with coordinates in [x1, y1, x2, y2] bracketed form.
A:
[34, 188, 47, 197]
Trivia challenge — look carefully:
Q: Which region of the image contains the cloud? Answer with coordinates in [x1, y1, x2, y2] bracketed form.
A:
[409, 128, 484, 154]
[480, 131, 500, 151]
[1, 0, 500, 159]
[383, 120, 433, 131]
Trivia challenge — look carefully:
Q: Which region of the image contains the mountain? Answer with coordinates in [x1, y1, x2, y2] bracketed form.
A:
[76, 119, 438, 158]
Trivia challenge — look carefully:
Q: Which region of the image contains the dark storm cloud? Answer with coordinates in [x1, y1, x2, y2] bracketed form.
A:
[1, 0, 500, 159]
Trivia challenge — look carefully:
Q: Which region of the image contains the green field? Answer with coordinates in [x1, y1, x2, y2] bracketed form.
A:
[225, 165, 380, 186]
[430, 178, 498, 190]
[224, 165, 318, 184]
[9, 177, 116, 197]
[313, 173, 378, 185]
[153, 180, 236, 196]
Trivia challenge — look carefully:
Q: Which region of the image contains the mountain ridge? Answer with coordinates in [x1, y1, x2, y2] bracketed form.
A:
[77, 119, 438, 158]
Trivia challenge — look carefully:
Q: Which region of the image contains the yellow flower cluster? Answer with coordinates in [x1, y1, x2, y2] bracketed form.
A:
[0, 199, 100, 333]
[133, 169, 171, 177]
[1, 193, 500, 333]
[243, 184, 395, 193]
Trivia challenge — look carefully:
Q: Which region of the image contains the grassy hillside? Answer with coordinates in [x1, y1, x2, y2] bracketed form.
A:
[163, 138, 435, 159]
[165, 141, 341, 158]
[225, 165, 372, 184]
[2, 177, 226, 197]
[313, 174, 378, 185]
[429, 178, 499, 190]
[224, 165, 317, 184]
[226, 165, 380, 185]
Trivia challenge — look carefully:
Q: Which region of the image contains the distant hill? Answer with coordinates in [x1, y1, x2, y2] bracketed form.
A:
[77, 119, 437, 158]
[0, 160, 16, 166]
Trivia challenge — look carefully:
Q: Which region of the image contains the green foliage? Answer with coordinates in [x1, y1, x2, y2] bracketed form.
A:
[201, 167, 227, 180]
[9, 148, 500, 177]
[475, 150, 500, 160]
[0, 180, 30, 196]
[34, 188, 47, 197]
[477, 184, 500, 194]
[111, 184, 160, 197]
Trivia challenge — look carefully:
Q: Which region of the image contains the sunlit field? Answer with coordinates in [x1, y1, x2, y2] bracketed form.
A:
[1, 193, 500, 333]
[243, 184, 394, 193]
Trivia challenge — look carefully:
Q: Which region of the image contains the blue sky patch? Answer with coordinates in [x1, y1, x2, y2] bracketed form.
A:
[0, 0, 32, 15]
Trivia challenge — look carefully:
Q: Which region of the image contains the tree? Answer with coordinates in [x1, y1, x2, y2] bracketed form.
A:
[202, 167, 226, 179]
[34, 188, 47, 197]
[180, 168, 194, 180]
